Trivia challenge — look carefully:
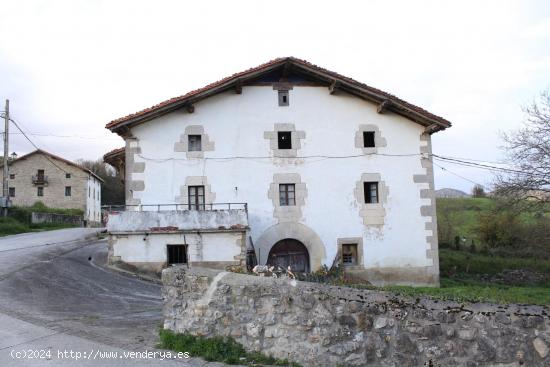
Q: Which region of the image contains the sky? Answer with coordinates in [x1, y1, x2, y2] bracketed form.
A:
[1, 0, 549, 192]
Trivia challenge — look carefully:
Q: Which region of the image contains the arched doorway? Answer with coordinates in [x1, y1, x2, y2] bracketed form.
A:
[267, 239, 310, 272]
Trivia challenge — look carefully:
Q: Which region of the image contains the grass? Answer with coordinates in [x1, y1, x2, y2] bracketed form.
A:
[0, 215, 79, 237]
[384, 278, 550, 305]
[379, 248, 550, 305]
[439, 248, 550, 276]
[158, 329, 301, 366]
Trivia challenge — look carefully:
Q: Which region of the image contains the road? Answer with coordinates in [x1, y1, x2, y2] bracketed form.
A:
[0, 228, 230, 366]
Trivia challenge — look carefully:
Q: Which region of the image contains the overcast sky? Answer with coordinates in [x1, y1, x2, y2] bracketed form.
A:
[1, 0, 549, 192]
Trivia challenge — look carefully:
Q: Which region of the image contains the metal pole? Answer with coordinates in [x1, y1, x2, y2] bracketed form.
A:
[3, 99, 9, 217]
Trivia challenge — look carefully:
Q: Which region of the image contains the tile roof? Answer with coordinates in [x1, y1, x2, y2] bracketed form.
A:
[106, 57, 451, 132]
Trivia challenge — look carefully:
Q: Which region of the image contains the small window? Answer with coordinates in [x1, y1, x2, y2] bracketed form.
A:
[188, 185, 205, 210]
[66, 173, 71, 179]
[277, 131, 292, 149]
[278, 90, 289, 106]
[363, 131, 375, 148]
[65, 186, 71, 196]
[364, 182, 379, 204]
[9, 174, 15, 179]
[342, 243, 358, 266]
[167, 244, 188, 265]
[9, 187, 15, 197]
[37, 169, 44, 176]
[279, 183, 295, 206]
[188, 135, 202, 152]
[37, 186, 44, 197]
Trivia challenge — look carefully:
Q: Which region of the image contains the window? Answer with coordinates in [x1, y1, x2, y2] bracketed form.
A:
[188, 185, 205, 210]
[65, 186, 71, 196]
[364, 182, 379, 204]
[66, 173, 71, 179]
[167, 244, 188, 265]
[279, 184, 295, 206]
[277, 131, 292, 149]
[8, 187, 15, 197]
[342, 244, 358, 266]
[188, 135, 202, 151]
[278, 90, 289, 106]
[363, 131, 375, 148]
[9, 174, 15, 179]
[37, 187, 44, 197]
[37, 169, 44, 178]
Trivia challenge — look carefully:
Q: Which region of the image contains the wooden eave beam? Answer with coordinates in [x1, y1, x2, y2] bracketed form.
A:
[186, 104, 195, 113]
[329, 80, 340, 95]
[235, 80, 242, 94]
[377, 100, 392, 114]
[282, 62, 292, 79]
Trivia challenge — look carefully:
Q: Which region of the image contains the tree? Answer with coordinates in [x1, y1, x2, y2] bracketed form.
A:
[495, 90, 550, 204]
[77, 158, 124, 205]
[471, 184, 486, 198]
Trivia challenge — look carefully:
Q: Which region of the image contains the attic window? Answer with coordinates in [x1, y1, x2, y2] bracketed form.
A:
[277, 131, 292, 149]
[188, 135, 202, 151]
[278, 90, 289, 106]
[363, 131, 375, 148]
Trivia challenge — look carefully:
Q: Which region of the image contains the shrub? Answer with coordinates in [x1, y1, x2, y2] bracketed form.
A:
[0, 217, 28, 235]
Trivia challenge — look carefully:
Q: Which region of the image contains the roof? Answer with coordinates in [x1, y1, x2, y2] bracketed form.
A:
[106, 57, 452, 133]
[103, 147, 125, 161]
[6, 149, 104, 183]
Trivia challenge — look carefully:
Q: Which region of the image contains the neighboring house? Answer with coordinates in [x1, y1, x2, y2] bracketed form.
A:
[435, 188, 471, 199]
[104, 57, 451, 286]
[0, 149, 103, 224]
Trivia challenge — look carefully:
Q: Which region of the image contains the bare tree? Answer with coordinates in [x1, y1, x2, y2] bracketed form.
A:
[495, 90, 550, 204]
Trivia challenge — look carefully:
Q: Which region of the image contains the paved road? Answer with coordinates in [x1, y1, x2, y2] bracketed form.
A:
[0, 229, 230, 366]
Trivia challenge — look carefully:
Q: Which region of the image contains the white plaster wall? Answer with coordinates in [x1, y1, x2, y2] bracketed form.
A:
[128, 86, 432, 270]
[113, 232, 242, 263]
[86, 176, 102, 222]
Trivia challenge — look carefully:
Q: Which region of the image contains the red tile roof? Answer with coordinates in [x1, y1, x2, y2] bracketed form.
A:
[106, 57, 451, 132]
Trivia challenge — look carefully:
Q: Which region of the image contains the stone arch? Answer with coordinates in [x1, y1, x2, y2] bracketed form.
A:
[255, 222, 326, 271]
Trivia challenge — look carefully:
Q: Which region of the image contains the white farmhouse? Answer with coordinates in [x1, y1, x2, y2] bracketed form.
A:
[104, 57, 451, 286]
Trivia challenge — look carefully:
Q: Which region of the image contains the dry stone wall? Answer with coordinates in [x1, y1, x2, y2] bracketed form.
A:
[162, 267, 550, 367]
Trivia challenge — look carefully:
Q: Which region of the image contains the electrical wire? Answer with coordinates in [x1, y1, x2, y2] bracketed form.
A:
[5, 131, 121, 141]
[432, 160, 489, 189]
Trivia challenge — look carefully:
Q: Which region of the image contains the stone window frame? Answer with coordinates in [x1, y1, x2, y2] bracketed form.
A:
[175, 176, 216, 209]
[336, 237, 364, 270]
[354, 124, 387, 154]
[264, 123, 306, 158]
[354, 173, 389, 227]
[174, 125, 215, 159]
[278, 90, 289, 106]
[267, 173, 307, 223]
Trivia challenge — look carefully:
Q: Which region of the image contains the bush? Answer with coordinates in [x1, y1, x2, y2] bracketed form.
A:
[0, 217, 29, 235]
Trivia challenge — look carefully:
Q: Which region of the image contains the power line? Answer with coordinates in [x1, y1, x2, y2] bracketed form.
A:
[9, 117, 71, 175]
[432, 160, 488, 189]
[5, 131, 121, 141]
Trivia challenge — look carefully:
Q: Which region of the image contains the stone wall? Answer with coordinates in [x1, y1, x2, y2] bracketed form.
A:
[31, 212, 83, 226]
[162, 267, 550, 367]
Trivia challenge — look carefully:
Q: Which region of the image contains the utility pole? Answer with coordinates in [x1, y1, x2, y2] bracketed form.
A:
[2, 99, 9, 217]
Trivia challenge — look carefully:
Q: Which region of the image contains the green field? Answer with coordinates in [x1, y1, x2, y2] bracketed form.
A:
[388, 197, 550, 305]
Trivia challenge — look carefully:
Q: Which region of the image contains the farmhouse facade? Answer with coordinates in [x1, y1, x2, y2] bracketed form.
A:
[104, 57, 451, 286]
[0, 149, 103, 224]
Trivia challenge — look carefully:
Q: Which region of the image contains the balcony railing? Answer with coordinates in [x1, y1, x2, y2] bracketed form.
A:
[32, 175, 48, 185]
[102, 202, 248, 213]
